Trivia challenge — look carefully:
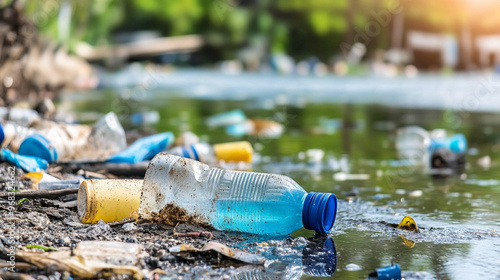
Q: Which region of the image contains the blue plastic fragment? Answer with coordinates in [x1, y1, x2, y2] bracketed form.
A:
[372, 264, 401, 280]
[107, 132, 174, 164]
[0, 149, 49, 172]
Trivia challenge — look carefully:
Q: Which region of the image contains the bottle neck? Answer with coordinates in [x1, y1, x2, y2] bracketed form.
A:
[302, 192, 337, 234]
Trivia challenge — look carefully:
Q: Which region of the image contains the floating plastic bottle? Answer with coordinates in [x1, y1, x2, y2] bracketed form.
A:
[139, 153, 337, 235]
[167, 141, 253, 164]
[395, 126, 467, 169]
[107, 132, 175, 164]
[395, 126, 430, 166]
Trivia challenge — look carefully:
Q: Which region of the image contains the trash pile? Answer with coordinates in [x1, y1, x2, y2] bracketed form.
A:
[0, 102, 473, 279]
[0, 104, 343, 279]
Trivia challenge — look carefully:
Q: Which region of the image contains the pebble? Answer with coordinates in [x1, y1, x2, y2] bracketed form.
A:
[123, 222, 137, 232]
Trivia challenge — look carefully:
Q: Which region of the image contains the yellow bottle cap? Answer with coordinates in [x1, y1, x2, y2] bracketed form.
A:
[213, 141, 253, 163]
[78, 179, 143, 223]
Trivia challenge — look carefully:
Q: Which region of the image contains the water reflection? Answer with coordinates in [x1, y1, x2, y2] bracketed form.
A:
[231, 236, 336, 280]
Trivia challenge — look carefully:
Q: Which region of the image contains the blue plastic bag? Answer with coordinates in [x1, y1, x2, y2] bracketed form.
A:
[1, 149, 49, 172]
[107, 132, 175, 164]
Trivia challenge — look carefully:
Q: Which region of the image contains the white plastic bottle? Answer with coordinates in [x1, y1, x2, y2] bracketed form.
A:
[139, 153, 337, 236]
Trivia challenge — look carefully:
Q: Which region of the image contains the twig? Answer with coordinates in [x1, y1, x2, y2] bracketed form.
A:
[0, 189, 78, 199]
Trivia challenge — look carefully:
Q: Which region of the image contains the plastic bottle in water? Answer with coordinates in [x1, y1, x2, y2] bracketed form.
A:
[167, 141, 253, 164]
[139, 153, 337, 235]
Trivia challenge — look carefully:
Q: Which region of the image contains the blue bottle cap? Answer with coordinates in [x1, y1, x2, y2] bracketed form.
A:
[0, 123, 4, 145]
[449, 134, 467, 153]
[372, 264, 401, 280]
[18, 134, 58, 163]
[302, 192, 337, 234]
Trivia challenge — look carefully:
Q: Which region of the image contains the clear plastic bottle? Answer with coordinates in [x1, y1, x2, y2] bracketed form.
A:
[0, 121, 36, 152]
[139, 153, 337, 235]
[18, 112, 126, 163]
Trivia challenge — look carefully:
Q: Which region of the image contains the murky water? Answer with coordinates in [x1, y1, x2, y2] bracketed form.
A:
[61, 70, 500, 279]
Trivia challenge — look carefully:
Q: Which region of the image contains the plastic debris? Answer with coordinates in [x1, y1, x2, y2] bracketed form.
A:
[397, 216, 419, 232]
[0, 106, 41, 127]
[168, 141, 253, 164]
[345, 263, 362, 271]
[368, 264, 401, 280]
[130, 110, 160, 126]
[0, 148, 48, 172]
[18, 112, 126, 163]
[78, 179, 143, 223]
[170, 241, 265, 265]
[206, 109, 246, 127]
[107, 131, 174, 164]
[395, 126, 467, 173]
[333, 172, 370, 181]
[138, 153, 337, 235]
[399, 235, 416, 248]
[174, 131, 200, 147]
[226, 119, 284, 138]
[17, 241, 143, 278]
[0, 121, 36, 152]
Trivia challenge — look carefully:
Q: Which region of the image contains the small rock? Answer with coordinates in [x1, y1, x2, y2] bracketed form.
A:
[27, 212, 50, 228]
[122, 222, 137, 232]
[292, 236, 308, 247]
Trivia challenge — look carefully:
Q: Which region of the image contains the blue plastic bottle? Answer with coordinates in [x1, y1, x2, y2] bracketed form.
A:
[139, 153, 337, 235]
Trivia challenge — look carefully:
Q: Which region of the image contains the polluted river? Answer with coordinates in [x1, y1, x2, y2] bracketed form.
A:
[3, 70, 500, 279]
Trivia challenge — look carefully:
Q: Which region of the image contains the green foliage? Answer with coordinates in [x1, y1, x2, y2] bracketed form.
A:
[21, 0, 489, 61]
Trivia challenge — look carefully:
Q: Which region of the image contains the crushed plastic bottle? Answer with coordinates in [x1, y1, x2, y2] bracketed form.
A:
[18, 112, 126, 163]
[0, 122, 36, 152]
[139, 153, 337, 235]
[167, 141, 253, 164]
